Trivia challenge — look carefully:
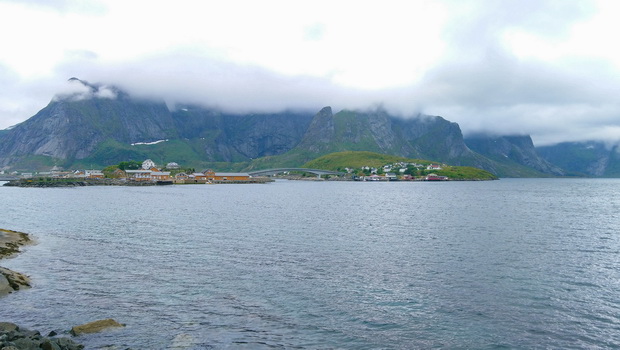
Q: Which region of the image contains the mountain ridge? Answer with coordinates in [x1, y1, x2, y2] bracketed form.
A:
[0, 79, 588, 177]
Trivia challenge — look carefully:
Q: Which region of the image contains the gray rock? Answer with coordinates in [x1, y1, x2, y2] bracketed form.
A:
[0, 274, 11, 295]
[0, 323, 18, 333]
[0, 324, 83, 350]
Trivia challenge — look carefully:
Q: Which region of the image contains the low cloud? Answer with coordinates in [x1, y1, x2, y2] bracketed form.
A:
[51, 52, 424, 116]
[2, 0, 620, 148]
[52, 78, 117, 101]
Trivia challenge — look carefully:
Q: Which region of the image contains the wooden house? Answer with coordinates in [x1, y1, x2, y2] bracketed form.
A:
[151, 171, 171, 181]
[125, 169, 152, 181]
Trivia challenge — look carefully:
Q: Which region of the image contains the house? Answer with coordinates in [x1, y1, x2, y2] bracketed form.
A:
[125, 169, 152, 181]
[166, 162, 180, 169]
[174, 172, 189, 180]
[363, 174, 387, 181]
[425, 173, 448, 181]
[204, 169, 251, 182]
[216, 172, 251, 181]
[427, 164, 442, 170]
[204, 169, 216, 180]
[85, 170, 104, 179]
[142, 159, 156, 170]
[192, 172, 207, 181]
[151, 171, 171, 181]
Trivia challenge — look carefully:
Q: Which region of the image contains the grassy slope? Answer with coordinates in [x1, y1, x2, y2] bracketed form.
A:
[303, 151, 430, 170]
[303, 151, 498, 180]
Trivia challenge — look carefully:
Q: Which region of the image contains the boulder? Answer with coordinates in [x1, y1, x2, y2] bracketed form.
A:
[70, 319, 124, 336]
[0, 274, 11, 295]
[0, 322, 18, 332]
[0, 267, 31, 294]
[0, 324, 83, 350]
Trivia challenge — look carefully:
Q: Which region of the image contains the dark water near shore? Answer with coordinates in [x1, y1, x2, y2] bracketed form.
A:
[1, 179, 620, 349]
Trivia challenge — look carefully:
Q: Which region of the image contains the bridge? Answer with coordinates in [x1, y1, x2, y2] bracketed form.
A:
[248, 168, 345, 178]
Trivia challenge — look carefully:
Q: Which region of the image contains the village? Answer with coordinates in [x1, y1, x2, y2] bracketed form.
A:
[1, 159, 453, 185]
[5, 159, 264, 185]
[350, 161, 449, 181]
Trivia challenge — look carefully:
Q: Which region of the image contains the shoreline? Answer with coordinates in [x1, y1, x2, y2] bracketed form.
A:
[1, 229, 112, 349]
[0, 228, 33, 296]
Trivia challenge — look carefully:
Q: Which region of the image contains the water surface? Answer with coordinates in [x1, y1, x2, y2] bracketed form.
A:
[1, 179, 619, 349]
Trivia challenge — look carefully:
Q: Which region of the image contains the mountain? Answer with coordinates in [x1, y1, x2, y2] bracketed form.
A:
[277, 107, 497, 171]
[171, 106, 313, 162]
[0, 78, 576, 177]
[537, 141, 620, 177]
[0, 79, 177, 169]
[465, 134, 565, 177]
[0, 79, 314, 170]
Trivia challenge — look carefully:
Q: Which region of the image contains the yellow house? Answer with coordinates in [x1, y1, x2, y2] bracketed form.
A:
[204, 169, 251, 182]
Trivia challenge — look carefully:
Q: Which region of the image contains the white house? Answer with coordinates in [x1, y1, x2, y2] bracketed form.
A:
[166, 162, 180, 169]
[142, 159, 156, 170]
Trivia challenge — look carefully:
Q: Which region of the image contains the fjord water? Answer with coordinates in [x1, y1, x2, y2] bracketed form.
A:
[1, 179, 619, 349]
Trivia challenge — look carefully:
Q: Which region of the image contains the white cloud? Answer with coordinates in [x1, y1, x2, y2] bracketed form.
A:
[1, 0, 620, 147]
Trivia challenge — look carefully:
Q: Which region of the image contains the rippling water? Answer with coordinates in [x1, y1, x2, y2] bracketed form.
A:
[1, 179, 620, 349]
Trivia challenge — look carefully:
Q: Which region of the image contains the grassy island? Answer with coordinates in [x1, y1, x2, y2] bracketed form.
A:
[303, 151, 498, 181]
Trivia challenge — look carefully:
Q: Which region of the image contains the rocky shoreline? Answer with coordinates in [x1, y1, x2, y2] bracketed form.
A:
[0, 322, 84, 350]
[0, 229, 85, 349]
[0, 229, 32, 296]
[3, 178, 158, 187]
[1, 229, 130, 349]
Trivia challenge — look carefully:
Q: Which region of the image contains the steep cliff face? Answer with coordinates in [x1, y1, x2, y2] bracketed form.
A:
[291, 108, 491, 169]
[0, 100, 170, 165]
[295, 106, 336, 153]
[537, 141, 620, 177]
[393, 115, 475, 161]
[0, 80, 176, 166]
[171, 107, 314, 162]
[465, 134, 565, 176]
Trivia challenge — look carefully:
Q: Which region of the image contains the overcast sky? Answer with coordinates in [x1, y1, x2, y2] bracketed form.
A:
[1, 0, 619, 146]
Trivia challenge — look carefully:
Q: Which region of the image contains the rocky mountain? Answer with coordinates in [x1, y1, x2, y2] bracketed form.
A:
[289, 107, 496, 171]
[465, 134, 565, 177]
[0, 78, 575, 176]
[171, 106, 313, 162]
[0, 79, 177, 168]
[537, 141, 620, 177]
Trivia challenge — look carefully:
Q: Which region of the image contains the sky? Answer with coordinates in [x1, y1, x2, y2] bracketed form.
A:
[1, 0, 619, 146]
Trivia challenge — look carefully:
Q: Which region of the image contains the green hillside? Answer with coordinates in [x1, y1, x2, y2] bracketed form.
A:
[303, 151, 429, 170]
[303, 151, 498, 180]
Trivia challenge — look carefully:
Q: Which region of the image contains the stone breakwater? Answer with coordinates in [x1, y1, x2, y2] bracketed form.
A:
[3, 178, 157, 187]
[0, 322, 84, 350]
[0, 229, 32, 295]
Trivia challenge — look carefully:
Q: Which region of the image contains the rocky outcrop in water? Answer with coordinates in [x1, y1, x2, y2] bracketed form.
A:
[0, 229, 32, 296]
[0, 322, 84, 350]
[70, 319, 125, 336]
